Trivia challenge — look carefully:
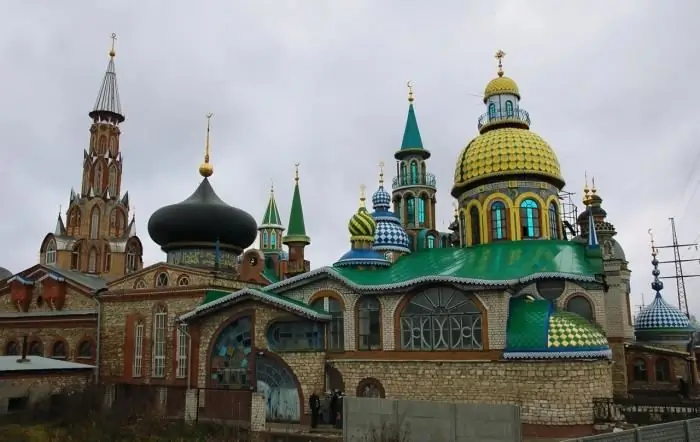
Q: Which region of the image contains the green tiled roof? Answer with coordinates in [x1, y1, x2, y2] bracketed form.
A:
[267, 240, 602, 292]
[283, 181, 310, 245]
[400, 103, 424, 150]
[261, 191, 283, 227]
[504, 297, 610, 360]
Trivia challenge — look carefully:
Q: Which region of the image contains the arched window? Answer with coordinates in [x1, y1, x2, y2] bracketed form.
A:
[93, 163, 103, 191]
[89, 207, 100, 239]
[78, 340, 93, 359]
[45, 239, 57, 265]
[155, 272, 169, 287]
[410, 161, 419, 184]
[267, 321, 324, 351]
[406, 197, 415, 226]
[357, 296, 381, 350]
[132, 320, 145, 377]
[427, 236, 435, 248]
[5, 341, 19, 356]
[82, 167, 91, 195]
[177, 275, 190, 286]
[633, 358, 648, 382]
[28, 340, 43, 356]
[505, 100, 514, 117]
[87, 248, 98, 273]
[103, 246, 111, 272]
[519, 199, 540, 239]
[459, 211, 466, 246]
[51, 341, 67, 359]
[152, 305, 167, 377]
[655, 358, 671, 382]
[126, 245, 137, 273]
[210, 317, 252, 388]
[262, 231, 269, 248]
[134, 279, 147, 289]
[357, 378, 385, 398]
[469, 206, 480, 246]
[399, 287, 483, 350]
[109, 136, 117, 155]
[394, 199, 402, 220]
[548, 202, 559, 239]
[71, 244, 80, 270]
[490, 201, 507, 240]
[400, 163, 408, 185]
[416, 197, 425, 225]
[108, 166, 118, 196]
[311, 297, 344, 351]
[566, 295, 594, 321]
[488, 102, 496, 119]
[271, 232, 277, 248]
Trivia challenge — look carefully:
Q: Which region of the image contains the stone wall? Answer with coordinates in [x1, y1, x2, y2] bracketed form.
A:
[0, 325, 96, 361]
[0, 372, 92, 414]
[331, 359, 612, 428]
[0, 282, 96, 313]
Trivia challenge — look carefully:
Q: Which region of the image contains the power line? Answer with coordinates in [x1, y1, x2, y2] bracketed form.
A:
[655, 217, 700, 317]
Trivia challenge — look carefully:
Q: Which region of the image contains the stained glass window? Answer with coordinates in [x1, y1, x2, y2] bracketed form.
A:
[311, 298, 344, 351]
[417, 197, 425, 225]
[262, 231, 269, 248]
[400, 163, 408, 185]
[469, 206, 480, 245]
[211, 317, 252, 388]
[410, 162, 419, 184]
[400, 287, 483, 351]
[505, 100, 514, 117]
[271, 232, 277, 248]
[357, 297, 381, 350]
[267, 321, 324, 351]
[519, 199, 540, 239]
[427, 236, 435, 248]
[548, 202, 559, 239]
[490, 201, 507, 240]
[407, 198, 415, 226]
[488, 103, 496, 119]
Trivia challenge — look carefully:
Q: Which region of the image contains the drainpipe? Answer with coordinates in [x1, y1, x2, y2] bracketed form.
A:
[94, 288, 106, 384]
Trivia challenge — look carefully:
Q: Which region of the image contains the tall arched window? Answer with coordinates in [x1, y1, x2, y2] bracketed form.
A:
[88, 248, 98, 273]
[416, 197, 425, 225]
[655, 358, 671, 382]
[410, 162, 419, 184]
[93, 163, 103, 191]
[90, 207, 100, 239]
[152, 305, 167, 378]
[71, 244, 80, 270]
[633, 358, 648, 382]
[488, 102, 496, 118]
[103, 245, 111, 272]
[394, 199, 402, 221]
[109, 136, 118, 155]
[210, 317, 252, 387]
[133, 319, 144, 377]
[469, 206, 480, 245]
[400, 163, 408, 185]
[262, 231, 269, 248]
[271, 232, 277, 248]
[126, 244, 138, 273]
[519, 199, 540, 239]
[459, 211, 466, 246]
[406, 197, 415, 226]
[357, 296, 381, 350]
[427, 235, 435, 248]
[400, 287, 483, 350]
[311, 297, 344, 351]
[45, 239, 57, 265]
[490, 201, 507, 240]
[566, 295, 593, 321]
[82, 167, 91, 195]
[548, 202, 559, 239]
[108, 166, 118, 196]
[505, 100, 514, 117]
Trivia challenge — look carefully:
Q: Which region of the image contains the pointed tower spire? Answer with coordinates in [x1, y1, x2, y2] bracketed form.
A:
[395, 81, 430, 160]
[55, 207, 66, 236]
[259, 181, 285, 253]
[89, 33, 124, 124]
[283, 163, 310, 245]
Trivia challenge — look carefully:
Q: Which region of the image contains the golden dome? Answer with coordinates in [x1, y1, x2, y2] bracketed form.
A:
[484, 76, 520, 102]
[452, 127, 565, 193]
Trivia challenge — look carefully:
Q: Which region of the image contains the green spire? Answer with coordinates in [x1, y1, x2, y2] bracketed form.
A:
[395, 82, 430, 160]
[283, 164, 310, 245]
[260, 184, 283, 228]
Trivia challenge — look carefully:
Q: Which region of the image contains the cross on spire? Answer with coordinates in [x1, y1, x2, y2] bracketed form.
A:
[495, 49, 506, 77]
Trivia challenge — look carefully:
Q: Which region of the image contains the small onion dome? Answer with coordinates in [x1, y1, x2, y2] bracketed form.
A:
[452, 127, 565, 195]
[635, 293, 692, 331]
[483, 76, 520, 102]
[371, 185, 391, 210]
[348, 207, 376, 239]
[148, 178, 258, 253]
[333, 248, 391, 268]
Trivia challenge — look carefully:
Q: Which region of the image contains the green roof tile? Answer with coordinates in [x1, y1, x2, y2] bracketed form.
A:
[400, 103, 424, 150]
[283, 181, 310, 245]
[261, 191, 283, 227]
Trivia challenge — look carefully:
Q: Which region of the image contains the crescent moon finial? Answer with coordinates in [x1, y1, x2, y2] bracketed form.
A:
[407, 81, 414, 103]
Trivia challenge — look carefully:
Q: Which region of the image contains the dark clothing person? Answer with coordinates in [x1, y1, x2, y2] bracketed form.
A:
[309, 392, 321, 428]
[329, 391, 339, 425]
[335, 393, 344, 429]
[680, 378, 690, 398]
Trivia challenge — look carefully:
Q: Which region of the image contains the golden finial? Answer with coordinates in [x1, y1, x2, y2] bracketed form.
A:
[294, 163, 300, 183]
[359, 184, 367, 208]
[378, 161, 385, 186]
[407, 81, 414, 103]
[648, 229, 658, 256]
[109, 33, 117, 58]
[583, 172, 591, 205]
[590, 176, 598, 196]
[495, 50, 506, 77]
[270, 179, 274, 194]
[199, 113, 214, 178]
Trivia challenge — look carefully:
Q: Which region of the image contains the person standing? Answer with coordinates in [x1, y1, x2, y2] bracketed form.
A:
[309, 390, 321, 428]
[329, 390, 339, 426]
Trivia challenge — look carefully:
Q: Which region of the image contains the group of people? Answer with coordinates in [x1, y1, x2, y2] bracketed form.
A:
[309, 389, 344, 429]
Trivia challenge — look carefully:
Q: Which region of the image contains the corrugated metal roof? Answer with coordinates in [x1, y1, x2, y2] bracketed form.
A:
[0, 356, 94, 372]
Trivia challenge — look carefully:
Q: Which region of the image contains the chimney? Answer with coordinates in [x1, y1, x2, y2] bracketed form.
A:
[17, 335, 28, 363]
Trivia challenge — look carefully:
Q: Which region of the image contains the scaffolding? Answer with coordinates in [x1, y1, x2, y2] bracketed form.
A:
[559, 191, 579, 240]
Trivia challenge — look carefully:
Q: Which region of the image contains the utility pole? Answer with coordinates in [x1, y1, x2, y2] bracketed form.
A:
[654, 217, 700, 317]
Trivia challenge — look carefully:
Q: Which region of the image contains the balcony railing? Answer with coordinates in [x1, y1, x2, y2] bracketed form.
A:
[392, 172, 437, 190]
[477, 109, 531, 130]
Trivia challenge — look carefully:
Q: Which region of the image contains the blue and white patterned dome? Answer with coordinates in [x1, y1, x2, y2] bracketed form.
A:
[370, 184, 410, 254]
[635, 292, 692, 331]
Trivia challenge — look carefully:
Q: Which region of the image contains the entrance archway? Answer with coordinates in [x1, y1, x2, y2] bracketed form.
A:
[255, 355, 301, 422]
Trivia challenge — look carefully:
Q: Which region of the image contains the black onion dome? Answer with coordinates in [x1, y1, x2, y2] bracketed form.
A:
[148, 178, 258, 252]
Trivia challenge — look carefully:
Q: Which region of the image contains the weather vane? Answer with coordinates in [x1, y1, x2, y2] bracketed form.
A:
[495, 49, 506, 76]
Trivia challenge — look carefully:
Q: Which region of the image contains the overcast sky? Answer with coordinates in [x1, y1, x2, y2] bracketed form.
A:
[1, 1, 699, 316]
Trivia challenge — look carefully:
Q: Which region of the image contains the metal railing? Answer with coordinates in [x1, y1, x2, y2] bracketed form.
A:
[477, 109, 531, 129]
[392, 172, 436, 190]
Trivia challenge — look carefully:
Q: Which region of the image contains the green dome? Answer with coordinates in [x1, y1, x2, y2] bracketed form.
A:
[504, 296, 611, 360]
[348, 207, 376, 239]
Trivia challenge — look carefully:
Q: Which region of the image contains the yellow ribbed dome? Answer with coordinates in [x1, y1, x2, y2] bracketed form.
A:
[348, 207, 376, 238]
[452, 128, 565, 192]
[484, 76, 520, 102]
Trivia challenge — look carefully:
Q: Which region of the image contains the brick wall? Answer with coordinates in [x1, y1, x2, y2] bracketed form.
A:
[0, 372, 92, 413]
